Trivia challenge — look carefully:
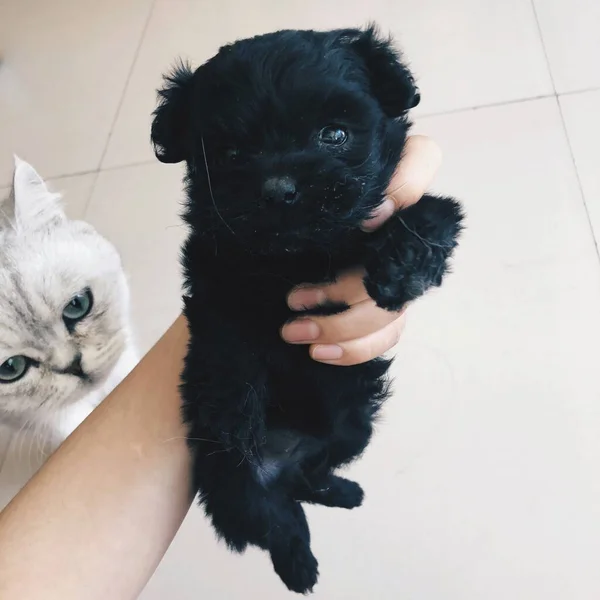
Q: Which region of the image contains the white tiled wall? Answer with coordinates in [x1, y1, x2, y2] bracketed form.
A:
[1, 1, 599, 598]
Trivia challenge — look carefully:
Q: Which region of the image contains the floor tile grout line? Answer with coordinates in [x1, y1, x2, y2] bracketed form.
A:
[102, 158, 157, 172]
[80, 159, 158, 220]
[418, 86, 600, 121]
[555, 97, 600, 264]
[418, 93, 555, 119]
[529, 0, 558, 94]
[83, 170, 102, 220]
[530, 0, 600, 264]
[52, 159, 158, 182]
[558, 85, 600, 98]
[82, 0, 158, 218]
[96, 0, 157, 169]
[1, 158, 157, 192]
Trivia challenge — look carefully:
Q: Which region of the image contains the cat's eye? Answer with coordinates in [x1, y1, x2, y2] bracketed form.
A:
[0, 356, 30, 383]
[63, 288, 93, 326]
[318, 126, 348, 146]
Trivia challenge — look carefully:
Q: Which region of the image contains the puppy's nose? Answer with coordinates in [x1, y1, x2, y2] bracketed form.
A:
[262, 176, 298, 205]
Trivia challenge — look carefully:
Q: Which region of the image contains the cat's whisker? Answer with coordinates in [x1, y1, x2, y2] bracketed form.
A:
[13, 416, 33, 461]
[28, 425, 43, 471]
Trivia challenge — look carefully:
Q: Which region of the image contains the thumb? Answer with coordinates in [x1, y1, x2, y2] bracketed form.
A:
[361, 135, 442, 232]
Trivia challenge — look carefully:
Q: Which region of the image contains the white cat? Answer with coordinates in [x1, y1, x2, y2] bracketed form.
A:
[0, 158, 137, 504]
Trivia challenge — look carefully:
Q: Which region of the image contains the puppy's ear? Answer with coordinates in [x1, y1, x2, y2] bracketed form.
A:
[151, 61, 195, 163]
[341, 26, 420, 117]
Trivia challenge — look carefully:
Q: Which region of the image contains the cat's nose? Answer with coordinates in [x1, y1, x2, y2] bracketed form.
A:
[64, 353, 84, 377]
[262, 176, 298, 205]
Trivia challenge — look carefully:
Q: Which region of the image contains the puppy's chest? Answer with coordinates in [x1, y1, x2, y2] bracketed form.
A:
[191, 229, 364, 270]
[190, 244, 365, 316]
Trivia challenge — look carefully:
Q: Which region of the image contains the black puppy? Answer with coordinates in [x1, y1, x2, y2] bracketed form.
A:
[152, 26, 463, 594]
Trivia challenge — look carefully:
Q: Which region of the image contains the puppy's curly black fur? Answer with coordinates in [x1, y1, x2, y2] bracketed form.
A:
[152, 26, 463, 594]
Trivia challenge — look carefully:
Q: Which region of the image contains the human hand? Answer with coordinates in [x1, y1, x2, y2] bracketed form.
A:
[281, 135, 442, 365]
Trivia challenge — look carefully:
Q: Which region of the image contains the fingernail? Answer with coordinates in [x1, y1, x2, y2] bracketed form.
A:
[288, 288, 326, 311]
[311, 345, 343, 361]
[281, 319, 320, 343]
[361, 197, 396, 231]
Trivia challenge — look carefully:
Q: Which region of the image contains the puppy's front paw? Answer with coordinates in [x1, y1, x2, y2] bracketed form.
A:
[364, 256, 423, 312]
[363, 194, 463, 311]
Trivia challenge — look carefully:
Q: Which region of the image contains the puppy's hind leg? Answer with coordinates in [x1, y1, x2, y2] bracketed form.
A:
[195, 448, 319, 594]
[268, 500, 319, 594]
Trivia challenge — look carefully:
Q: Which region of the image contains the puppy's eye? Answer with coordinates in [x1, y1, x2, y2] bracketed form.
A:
[0, 356, 31, 383]
[318, 126, 348, 146]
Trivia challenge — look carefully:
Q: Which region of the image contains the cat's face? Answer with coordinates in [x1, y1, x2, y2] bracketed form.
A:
[0, 158, 131, 426]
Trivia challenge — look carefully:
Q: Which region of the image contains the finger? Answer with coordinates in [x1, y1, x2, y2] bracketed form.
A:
[361, 135, 442, 231]
[282, 300, 402, 344]
[387, 136, 442, 209]
[287, 268, 368, 311]
[309, 314, 407, 366]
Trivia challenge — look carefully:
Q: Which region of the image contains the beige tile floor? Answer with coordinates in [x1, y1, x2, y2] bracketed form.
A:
[1, 0, 600, 598]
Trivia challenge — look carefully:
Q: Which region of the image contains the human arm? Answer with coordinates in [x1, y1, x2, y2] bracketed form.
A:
[0, 315, 191, 600]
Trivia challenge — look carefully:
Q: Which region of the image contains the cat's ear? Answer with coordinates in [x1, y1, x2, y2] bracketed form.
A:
[151, 61, 195, 164]
[339, 26, 420, 117]
[1, 156, 65, 232]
